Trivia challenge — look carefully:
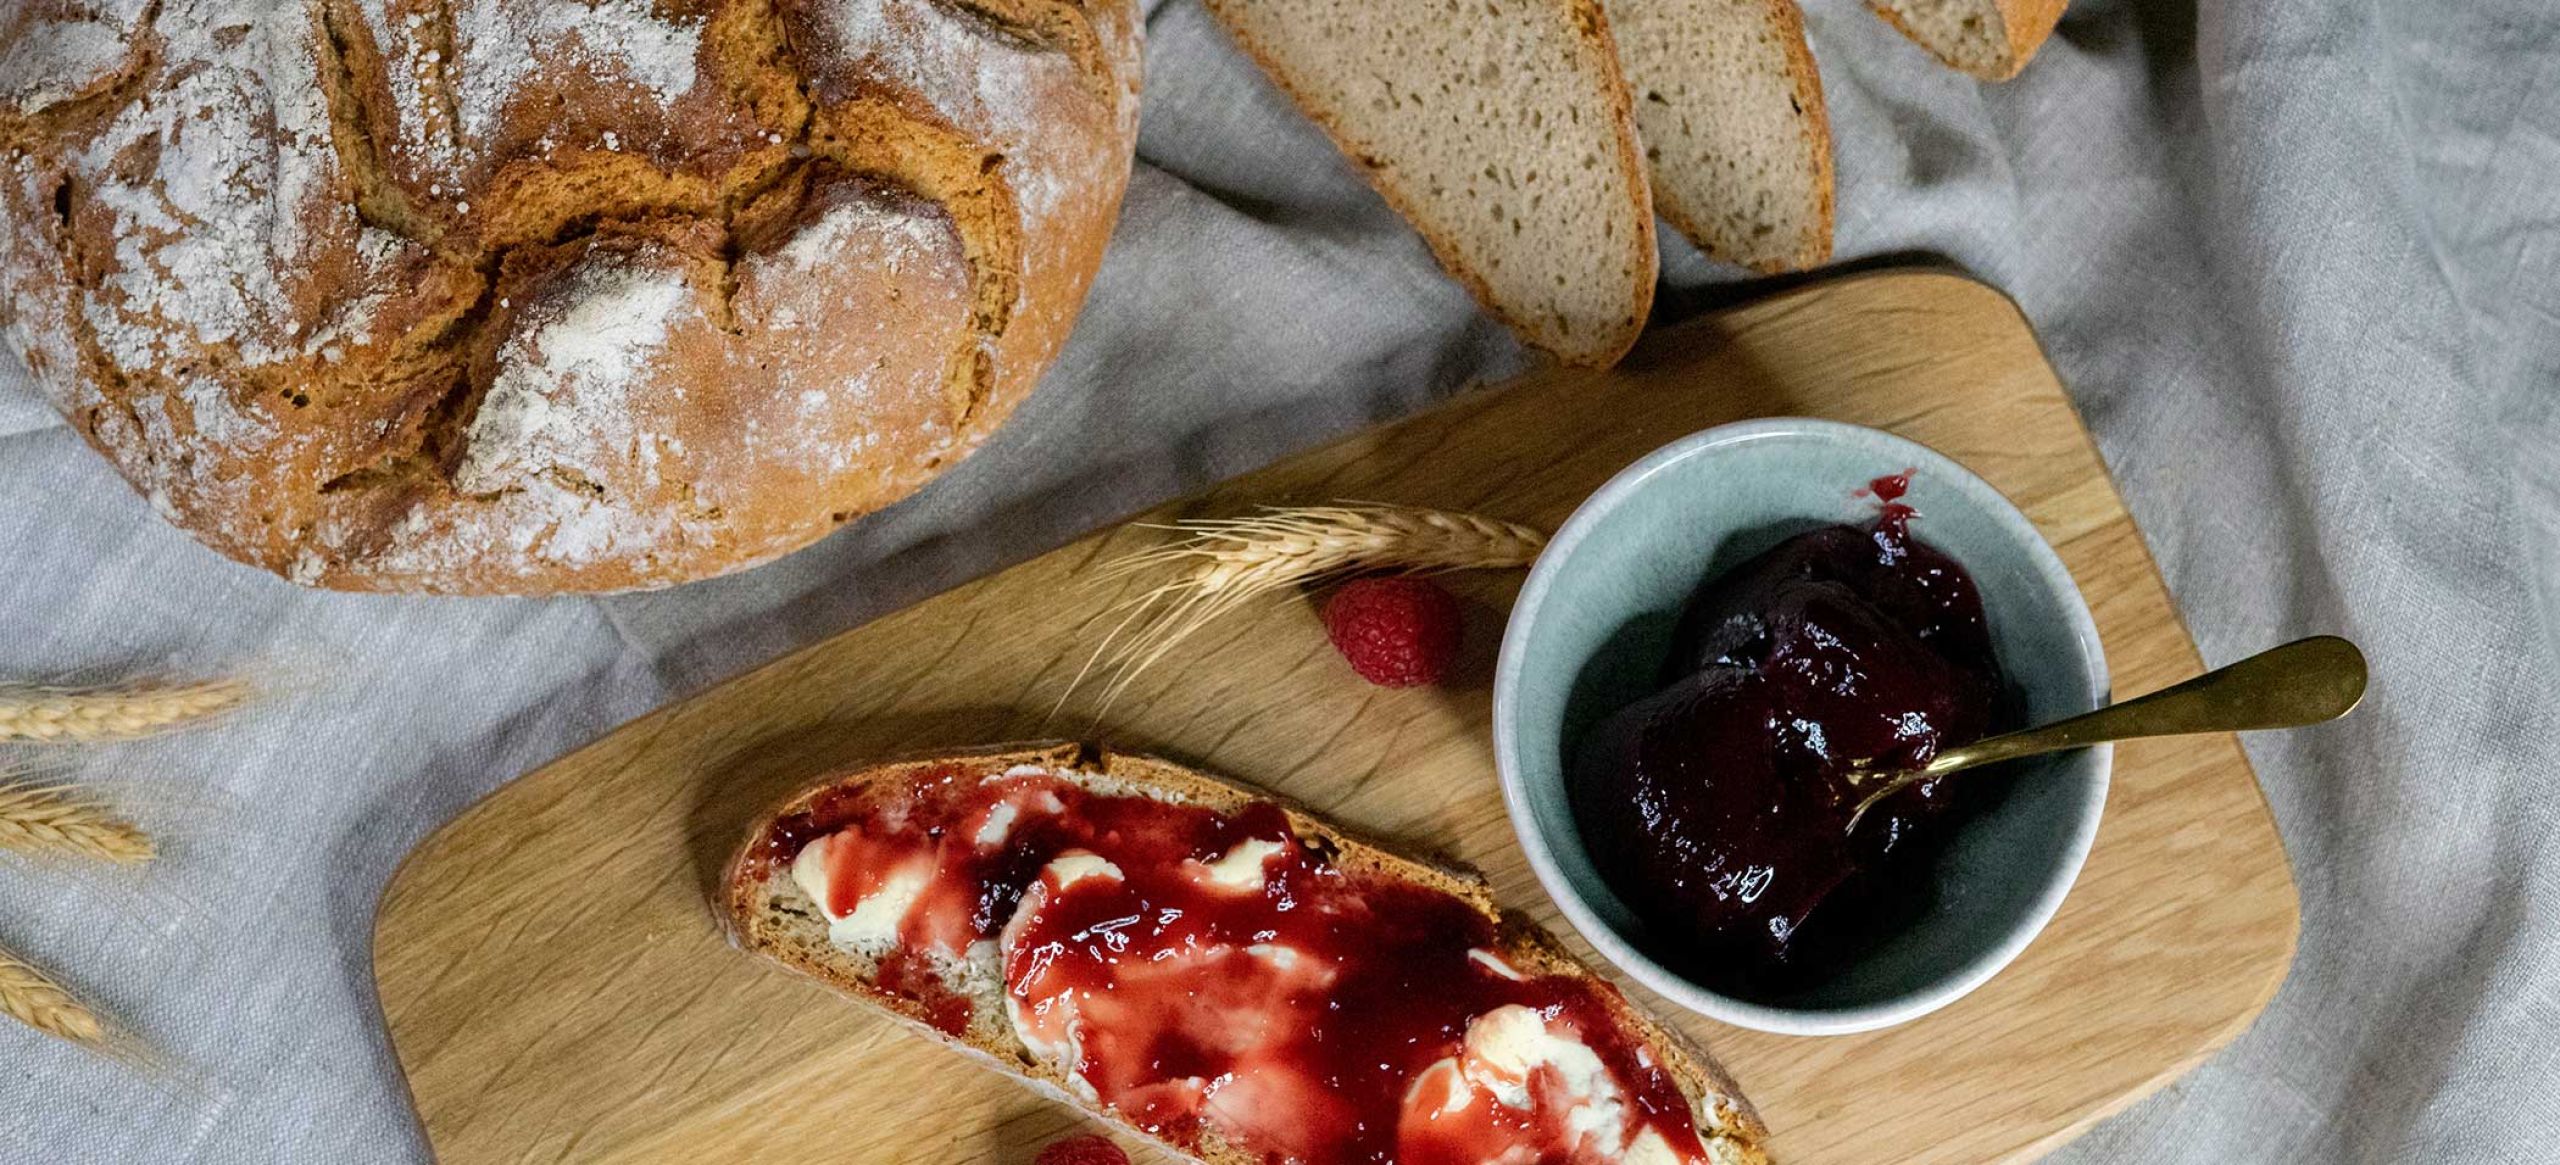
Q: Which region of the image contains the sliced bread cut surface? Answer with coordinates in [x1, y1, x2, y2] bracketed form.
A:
[721, 742, 1772, 1165]
[1610, 0, 1834, 272]
[1869, 0, 2069, 80]
[1201, 0, 1657, 367]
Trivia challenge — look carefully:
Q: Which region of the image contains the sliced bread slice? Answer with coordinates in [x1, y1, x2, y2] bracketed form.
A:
[1869, 0, 2068, 81]
[1199, 0, 1657, 367]
[721, 741, 1772, 1165]
[1609, 0, 1834, 272]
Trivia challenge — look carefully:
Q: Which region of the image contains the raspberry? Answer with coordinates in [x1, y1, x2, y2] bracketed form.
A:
[1322, 577, 1464, 687]
[1034, 1134, 1129, 1165]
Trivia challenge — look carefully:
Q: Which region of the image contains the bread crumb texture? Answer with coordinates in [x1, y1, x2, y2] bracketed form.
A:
[1202, 0, 1655, 366]
[1608, 0, 1830, 272]
[1868, 0, 2055, 79]
[0, 0, 1140, 593]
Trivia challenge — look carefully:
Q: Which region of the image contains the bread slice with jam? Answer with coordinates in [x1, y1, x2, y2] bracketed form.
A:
[721, 742, 1770, 1165]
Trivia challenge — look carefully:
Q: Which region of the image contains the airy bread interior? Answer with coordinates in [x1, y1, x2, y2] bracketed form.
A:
[1200, 0, 1657, 367]
[1610, 0, 1833, 273]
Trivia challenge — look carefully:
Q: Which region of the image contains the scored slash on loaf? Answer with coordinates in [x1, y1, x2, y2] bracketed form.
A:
[0, 0, 1143, 594]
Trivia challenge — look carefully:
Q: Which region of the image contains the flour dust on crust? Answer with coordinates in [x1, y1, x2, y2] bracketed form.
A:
[0, 0, 1143, 594]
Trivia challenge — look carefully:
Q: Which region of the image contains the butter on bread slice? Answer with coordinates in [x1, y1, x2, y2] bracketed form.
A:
[719, 742, 1771, 1165]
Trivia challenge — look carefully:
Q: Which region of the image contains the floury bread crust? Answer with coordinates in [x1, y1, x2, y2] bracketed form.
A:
[720, 742, 1774, 1165]
[0, 0, 1140, 593]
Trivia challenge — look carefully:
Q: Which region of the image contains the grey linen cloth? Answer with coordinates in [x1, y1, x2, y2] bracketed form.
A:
[0, 0, 2552, 1159]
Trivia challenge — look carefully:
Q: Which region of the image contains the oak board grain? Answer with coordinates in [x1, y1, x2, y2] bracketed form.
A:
[374, 272, 2298, 1164]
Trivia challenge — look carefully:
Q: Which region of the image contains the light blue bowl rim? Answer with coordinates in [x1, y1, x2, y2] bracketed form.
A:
[1491, 417, 2111, 1036]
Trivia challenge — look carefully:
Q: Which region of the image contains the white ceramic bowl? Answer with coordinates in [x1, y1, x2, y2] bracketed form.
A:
[1492, 418, 2109, 1035]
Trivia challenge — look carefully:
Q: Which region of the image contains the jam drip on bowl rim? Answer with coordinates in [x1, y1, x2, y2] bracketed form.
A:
[758, 764, 1720, 1165]
[1570, 472, 2010, 996]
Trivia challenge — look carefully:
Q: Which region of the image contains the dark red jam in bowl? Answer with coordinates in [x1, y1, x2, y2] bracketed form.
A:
[1569, 475, 2008, 995]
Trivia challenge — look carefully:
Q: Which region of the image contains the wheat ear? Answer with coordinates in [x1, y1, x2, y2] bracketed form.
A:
[1070, 504, 1549, 706]
[0, 946, 106, 1047]
[0, 780, 154, 864]
[0, 678, 250, 743]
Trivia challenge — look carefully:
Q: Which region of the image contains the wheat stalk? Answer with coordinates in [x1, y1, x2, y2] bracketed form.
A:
[0, 946, 106, 1047]
[0, 780, 153, 864]
[1069, 504, 1549, 706]
[0, 678, 250, 743]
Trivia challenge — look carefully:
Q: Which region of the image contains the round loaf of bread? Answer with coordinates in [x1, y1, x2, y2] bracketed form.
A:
[0, 0, 1141, 593]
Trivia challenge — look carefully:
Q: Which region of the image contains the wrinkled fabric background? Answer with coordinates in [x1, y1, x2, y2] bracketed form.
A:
[1, 0, 2552, 1159]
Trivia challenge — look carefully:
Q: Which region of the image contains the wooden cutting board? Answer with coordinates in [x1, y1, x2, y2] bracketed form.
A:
[373, 271, 2298, 1165]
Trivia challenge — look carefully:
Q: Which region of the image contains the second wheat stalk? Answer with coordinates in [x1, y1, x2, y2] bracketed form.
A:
[0, 780, 154, 864]
[0, 678, 249, 744]
[1077, 504, 1550, 702]
[0, 947, 106, 1047]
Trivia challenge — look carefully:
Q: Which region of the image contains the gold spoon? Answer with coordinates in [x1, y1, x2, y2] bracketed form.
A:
[1845, 635, 2369, 832]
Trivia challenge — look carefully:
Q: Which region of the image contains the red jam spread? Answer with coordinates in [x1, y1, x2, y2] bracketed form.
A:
[760, 765, 1717, 1164]
[1570, 473, 2007, 994]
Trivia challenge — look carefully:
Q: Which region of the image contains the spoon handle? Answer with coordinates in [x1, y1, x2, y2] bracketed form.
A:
[1845, 636, 2367, 831]
[1923, 635, 2368, 778]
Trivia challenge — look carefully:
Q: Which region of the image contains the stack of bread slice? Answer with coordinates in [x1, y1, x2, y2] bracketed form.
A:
[1200, 0, 2066, 367]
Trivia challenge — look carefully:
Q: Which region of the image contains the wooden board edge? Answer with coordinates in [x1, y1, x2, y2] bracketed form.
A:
[1944, 277, 2305, 1157]
[2009, 877, 2300, 1162]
